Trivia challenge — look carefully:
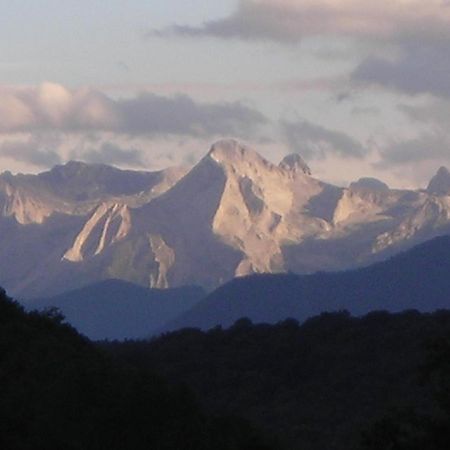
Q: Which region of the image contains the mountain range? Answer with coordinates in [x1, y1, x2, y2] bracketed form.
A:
[2, 138, 450, 300]
[162, 235, 450, 332]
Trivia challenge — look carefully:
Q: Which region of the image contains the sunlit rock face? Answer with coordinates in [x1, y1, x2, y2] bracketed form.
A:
[1, 139, 450, 299]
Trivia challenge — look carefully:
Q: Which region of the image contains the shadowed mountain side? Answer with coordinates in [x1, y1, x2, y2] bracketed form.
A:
[30, 280, 205, 340]
[161, 235, 450, 332]
[0, 213, 88, 296]
[130, 153, 245, 290]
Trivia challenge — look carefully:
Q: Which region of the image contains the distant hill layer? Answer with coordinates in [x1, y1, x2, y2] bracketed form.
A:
[30, 280, 205, 340]
[162, 235, 450, 332]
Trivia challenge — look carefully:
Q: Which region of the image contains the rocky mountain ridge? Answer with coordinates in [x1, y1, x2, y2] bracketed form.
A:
[1, 139, 450, 299]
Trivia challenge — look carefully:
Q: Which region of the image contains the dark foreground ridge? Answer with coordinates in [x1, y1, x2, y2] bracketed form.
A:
[0, 288, 278, 450]
[106, 310, 450, 450]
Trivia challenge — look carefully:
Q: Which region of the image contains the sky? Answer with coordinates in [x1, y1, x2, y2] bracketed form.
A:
[1, 0, 450, 188]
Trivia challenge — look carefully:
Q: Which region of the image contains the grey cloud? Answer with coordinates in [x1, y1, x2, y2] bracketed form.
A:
[152, 0, 450, 100]
[0, 84, 267, 139]
[74, 142, 144, 166]
[152, 1, 303, 43]
[281, 119, 366, 160]
[0, 137, 62, 167]
[352, 44, 450, 97]
[115, 93, 267, 137]
[398, 100, 450, 129]
[150, 1, 450, 44]
[376, 133, 450, 168]
[351, 106, 380, 116]
[378, 100, 450, 168]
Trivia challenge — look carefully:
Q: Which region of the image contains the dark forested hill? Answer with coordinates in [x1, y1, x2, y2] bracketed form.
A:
[161, 235, 450, 332]
[0, 288, 277, 450]
[105, 310, 450, 450]
[29, 279, 205, 340]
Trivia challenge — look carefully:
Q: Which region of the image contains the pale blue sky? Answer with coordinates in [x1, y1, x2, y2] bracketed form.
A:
[0, 0, 449, 188]
[0, 1, 237, 85]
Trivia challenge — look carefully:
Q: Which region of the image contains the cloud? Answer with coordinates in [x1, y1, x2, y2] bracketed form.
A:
[153, 0, 450, 99]
[0, 83, 267, 138]
[398, 100, 450, 129]
[351, 106, 380, 116]
[115, 92, 267, 137]
[151, 0, 450, 43]
[280, 118, 366, 160]
[0, 136, 62, 167]
[0, 84, 118, 133]
[72, 142, 144, 166]
[371, 100, 450, 168]
[352, 43, 450, 97]
[376, 133, 450, 168]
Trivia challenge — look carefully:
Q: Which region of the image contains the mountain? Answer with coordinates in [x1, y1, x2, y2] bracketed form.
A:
[161, 235, 450, 332]
[427, 166, 450, 195]
[29, 280, 205, 340]
[1, 138, 450, 298]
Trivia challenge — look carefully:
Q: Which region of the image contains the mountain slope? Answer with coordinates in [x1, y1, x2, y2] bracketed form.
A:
[2, 138, 450, 298]
[0, 161, 187, 297]
[161, 235, 450, 332]
[30, 280, 205, 340]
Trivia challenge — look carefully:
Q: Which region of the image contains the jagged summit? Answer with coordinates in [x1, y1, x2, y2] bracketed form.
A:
[427, 166, 450, 195]
[279, 153, 311, 175]
[207, 139, 273, 169]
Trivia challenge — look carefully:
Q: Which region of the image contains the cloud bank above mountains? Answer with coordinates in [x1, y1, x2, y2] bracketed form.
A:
[145, 0, 450, 185]
[1, 1, 450, 188]
[0, 83, 266, 137]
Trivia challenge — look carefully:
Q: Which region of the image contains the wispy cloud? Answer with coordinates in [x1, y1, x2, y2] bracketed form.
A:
[280, 118, 367, 160]
[151, 0, 450, 43]
[372, 99, 450, 168]
[352, 43, 450, 97]
[152, 1, 450, 99]
[0, 135, 62, 167]
[376, 133, 450, 168]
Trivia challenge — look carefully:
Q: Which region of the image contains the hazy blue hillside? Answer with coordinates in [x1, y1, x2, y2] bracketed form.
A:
[162, 235, 450, 332]
[30, 280, 205, 340]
